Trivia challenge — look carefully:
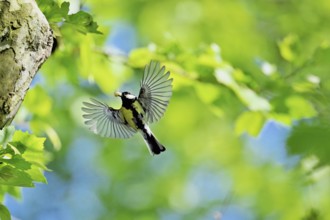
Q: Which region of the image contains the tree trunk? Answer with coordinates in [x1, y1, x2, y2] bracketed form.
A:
[0, 0, 53, 129]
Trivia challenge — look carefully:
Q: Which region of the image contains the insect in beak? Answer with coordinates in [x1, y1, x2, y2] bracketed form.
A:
[114, 92, 122, 97]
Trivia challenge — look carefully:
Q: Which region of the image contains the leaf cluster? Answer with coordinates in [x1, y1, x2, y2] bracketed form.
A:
[36, 0, 101, 35]
[0, 126, 48, 219]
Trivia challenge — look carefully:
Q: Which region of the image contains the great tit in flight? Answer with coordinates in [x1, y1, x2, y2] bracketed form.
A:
[82, 61, 173, 155]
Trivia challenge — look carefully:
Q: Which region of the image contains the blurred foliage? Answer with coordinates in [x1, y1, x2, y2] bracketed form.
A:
[0, 204, 10, 220]
[0, 126, 48, 217]
[288, 122, 330, 167]
[3, 0, 330, 219]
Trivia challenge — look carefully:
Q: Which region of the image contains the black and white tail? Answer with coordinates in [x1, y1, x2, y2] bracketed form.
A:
[140, 125, 166, 155]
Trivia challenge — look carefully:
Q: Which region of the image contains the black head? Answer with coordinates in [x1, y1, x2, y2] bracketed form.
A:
[114, 91, 137, 102]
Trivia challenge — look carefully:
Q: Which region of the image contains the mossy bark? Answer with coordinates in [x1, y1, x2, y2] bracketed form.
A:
[0, 0, 53, 129]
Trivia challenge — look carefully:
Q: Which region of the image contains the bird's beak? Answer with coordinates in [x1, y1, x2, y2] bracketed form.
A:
[114, 91, 122, 97]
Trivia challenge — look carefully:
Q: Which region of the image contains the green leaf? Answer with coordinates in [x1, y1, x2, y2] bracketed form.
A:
[0, 129, 48, 189]
[287, 122, 330, 167]
[268, 113, 292, 126]
[215, 68, 271, 111]
[215, 67, 236, 87]
[36, 0, 101, 35]
[12, 131, 45, 152]
[285, 96, 317, 119]
[235, 111, 266, 136]
[0, 204, 11, 220]
[11, 131, 47, 170]
[0, 155, 31, 171]
[67, 11, 102, 34]
[235, 87, 271, 111]
[278, 34, 298, 62]
[26, 166, 47, 184]
[6, 131, 48, 184]
[0, 186, 21, 201]
[36, 0, 70, 23]
[0, 126, 15, 147]
[0, 166, 33, 187]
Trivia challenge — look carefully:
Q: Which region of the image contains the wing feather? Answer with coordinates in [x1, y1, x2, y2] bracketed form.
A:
[138, 61, 173, 123]
[82, 98, 136, 138]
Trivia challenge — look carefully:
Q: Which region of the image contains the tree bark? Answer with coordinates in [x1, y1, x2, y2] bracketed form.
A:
[0, 0, 53, 129]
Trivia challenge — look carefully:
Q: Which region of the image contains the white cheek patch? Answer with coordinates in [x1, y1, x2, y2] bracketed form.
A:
[125, 94, 136, 100]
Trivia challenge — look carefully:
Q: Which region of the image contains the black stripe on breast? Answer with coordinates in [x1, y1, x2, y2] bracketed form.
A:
[124, 100, 145, 130]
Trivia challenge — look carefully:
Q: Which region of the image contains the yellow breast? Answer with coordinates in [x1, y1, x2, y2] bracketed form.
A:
[120, 101, 145, 130]
[121, 107, 135, 129]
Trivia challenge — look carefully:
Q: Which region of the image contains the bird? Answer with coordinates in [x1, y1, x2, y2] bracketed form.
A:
[82, 60, 173, 155]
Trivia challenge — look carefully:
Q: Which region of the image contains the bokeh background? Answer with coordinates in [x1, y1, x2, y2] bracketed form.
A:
[5, 0, 330, 219]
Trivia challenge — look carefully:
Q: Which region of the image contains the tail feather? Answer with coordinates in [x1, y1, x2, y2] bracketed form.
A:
[141, 126, 166, 155]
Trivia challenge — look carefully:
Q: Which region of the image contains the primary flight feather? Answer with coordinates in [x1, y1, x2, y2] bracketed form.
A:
[82, 61, 173, 155]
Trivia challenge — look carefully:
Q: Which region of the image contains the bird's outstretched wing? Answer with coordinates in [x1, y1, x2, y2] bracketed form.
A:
[82, 98, 137, 138]
[138, 61, 173, 123]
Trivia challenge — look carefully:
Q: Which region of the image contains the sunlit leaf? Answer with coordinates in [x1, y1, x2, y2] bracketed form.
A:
[0, 155, 31, 171]
[268, 113, 292, 126]
[235, 111, 265, 136]
[235, 87, 271, 111]
[214, 67, 235, 87]
[12, 132, 45, 152]
[0, 166, 33, 187]
[26, 166, 47, 184]
[215, 68, 271, 111]
[2, 186, 21, 200]
[29, 121, 62, 151]
[278, 34, 298, 62]
[10, 131, 49, 177]
[285, 96, 317, 119]
[233, 69, 252, 83]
